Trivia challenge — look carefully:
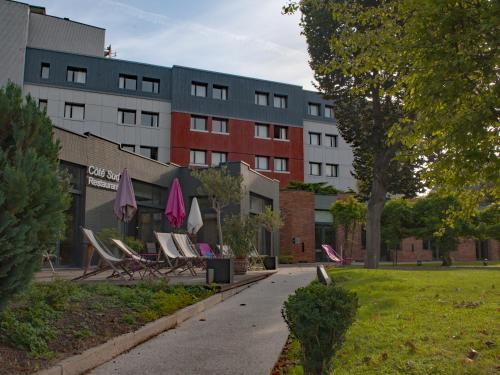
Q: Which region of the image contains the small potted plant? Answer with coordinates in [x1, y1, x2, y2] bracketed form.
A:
[223, 214, 258, 275]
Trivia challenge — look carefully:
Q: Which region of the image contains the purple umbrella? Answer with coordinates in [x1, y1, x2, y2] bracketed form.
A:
[165, 178, 185, 228]
[114, 168, 137, 222]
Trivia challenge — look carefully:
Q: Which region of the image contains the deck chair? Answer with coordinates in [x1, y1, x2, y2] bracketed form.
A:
[321, 244, 353, 265]
[111, 239, 165, 279]
[197, 243, 217, 258]
[216, 244, 234, 258]
[172, 233, 205, 270]
[248, 246, 264, 270]
[73, 227, 134, 281]
[154, 232, 197, 276]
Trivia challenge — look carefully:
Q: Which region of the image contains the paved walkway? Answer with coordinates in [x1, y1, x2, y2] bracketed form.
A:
[90, 266, 316, 375]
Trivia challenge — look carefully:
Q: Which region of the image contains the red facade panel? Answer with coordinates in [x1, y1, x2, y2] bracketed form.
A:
[171, 112, 304, 187]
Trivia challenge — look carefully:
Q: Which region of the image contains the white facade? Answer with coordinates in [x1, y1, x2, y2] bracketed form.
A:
[24, 84, 171, 163]
[303, 120, 356, 191]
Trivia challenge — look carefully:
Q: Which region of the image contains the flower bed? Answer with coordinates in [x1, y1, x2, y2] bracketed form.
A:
[0, 280, 215, 374]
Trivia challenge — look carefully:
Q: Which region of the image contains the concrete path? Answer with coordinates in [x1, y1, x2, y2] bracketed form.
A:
[90, 266, 316, 375]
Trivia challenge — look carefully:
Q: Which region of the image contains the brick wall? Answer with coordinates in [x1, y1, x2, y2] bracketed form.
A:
[488, 240, 499, 260]
[395, 237, 433, 262]
[279, 190, 315, 262]
[451, 239, 476, 262]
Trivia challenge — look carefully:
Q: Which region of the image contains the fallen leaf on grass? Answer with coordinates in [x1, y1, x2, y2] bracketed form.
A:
[467, 348, 479, 360]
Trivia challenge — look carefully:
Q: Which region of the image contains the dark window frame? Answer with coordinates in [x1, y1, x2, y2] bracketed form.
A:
[191, 82, 208, 97]
[139, 146, 158, 161]
[309, 132, 321, 146]
[212, 85, 228, 100]
[141, 111, 159, 127]
[119, 74, 138, 91]
[309, 162, 321, 176]
[255, 91, 269, 106]
[118, 108, 137, 125]
[64, 102, 85, 120]
[142, 77, 160, 93]
[66, 66, 87, 84]
[40, 63, 50, 79]
[212, 118, 228, 133]
[190, 115, 208, 131]
[273, 94, 287, 109]
[308, 102, 320, 116]
[325, 134, 338, 147]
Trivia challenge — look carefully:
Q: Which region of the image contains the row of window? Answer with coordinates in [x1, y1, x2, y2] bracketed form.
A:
[121, 144, 158, 160]
[191, 82, 334, 117]
[189, 150, 291, 172]
[40, 99, 160, 128]
[309, 132, 338, 147]
[309, 162, 339, 177]
[40, 63, 160, 93]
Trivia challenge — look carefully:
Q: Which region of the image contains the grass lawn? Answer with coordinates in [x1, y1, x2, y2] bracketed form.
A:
[280, 268, 499, 375]
[0, 280, 216, 375]
[381, 260, 500, 268]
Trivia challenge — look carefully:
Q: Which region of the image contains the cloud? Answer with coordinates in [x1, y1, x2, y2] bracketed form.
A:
[31, 0, 317, 89]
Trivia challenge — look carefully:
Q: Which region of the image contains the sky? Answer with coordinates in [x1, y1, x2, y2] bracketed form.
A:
[25, 0, 317, 90]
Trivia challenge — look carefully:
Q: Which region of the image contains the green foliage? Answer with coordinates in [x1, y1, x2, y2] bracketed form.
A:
[223, 214, 258, 258]
[191, 167, 243, 248]
[394, 0, 499, 207]
[473, 203, 500, 241]
[279, 255, 295, 264]
[97, 227, 145, 253]
[330, 196, 366, 257]
[284, 268, 499, 374]
[285, 0, 422, 268]
[381, 199, 414, 250]
[286, 181, 341, 195]
[256, 206, 284, 232]
[0, 279, 216, 359]
[0, 83, 70, 310]
[411, 194, 469, 266]
[283, 283, 358, 375]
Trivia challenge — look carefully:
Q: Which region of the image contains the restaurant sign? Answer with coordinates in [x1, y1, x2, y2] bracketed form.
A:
[87, 165, 120, 191]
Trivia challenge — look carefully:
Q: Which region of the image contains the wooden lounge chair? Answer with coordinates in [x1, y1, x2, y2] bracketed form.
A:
[216, 244, 233, 258]
[154, 232, 197, 276]
[248, 246, 264, 270]
[197, 243, 217, 258]
[172, 233, 205, 269]
[73, 227, 134, 281]
[111, 239, 165, 279]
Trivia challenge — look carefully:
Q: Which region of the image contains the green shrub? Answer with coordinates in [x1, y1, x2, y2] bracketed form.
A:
[282, 283, 358, 375]
[279, 255, 294, 264]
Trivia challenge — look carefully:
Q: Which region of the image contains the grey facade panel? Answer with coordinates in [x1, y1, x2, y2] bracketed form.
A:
[24, 48, 172, 100]
[27, 13, 105, 57]
[303, 90, 336, 123]
[0, 0, 29, 86]
[171, 66, 306, 127]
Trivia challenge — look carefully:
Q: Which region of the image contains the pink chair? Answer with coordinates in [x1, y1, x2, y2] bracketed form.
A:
[321, 244, 353, 265]
[197, 243, 217, 258]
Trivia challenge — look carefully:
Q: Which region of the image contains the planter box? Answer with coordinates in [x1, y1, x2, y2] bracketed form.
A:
[263, 256, 278, 270]
[206, 258, 234, 284]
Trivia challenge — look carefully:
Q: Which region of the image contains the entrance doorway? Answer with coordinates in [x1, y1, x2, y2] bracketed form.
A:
[476, 240, 489, 260]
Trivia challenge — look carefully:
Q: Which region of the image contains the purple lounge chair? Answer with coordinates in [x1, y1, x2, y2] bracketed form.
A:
[321, 244, 353, 265]
[197, 243, 217, 258]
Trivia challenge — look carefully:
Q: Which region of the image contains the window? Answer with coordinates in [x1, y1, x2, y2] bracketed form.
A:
[141, 111, 159, 127]
[38, 99, 47, 112]
[66, 67, 87, 84]
[255, 156, 269, 170]
[308, 103, 320, 116]
[325, 105, 334, 118]
[118, 109, 136, 125]
[274, 158, 288, 172]
[325, 134, 338, 147]
[64, 102, 84, 120]
[142, 78, 160, 93]
[255, 91, 269, 106]
[212, 152, 227, 166]
[140, 146, 158, 160]
[309, 162, 321, 176]
[213, 85, 228, 100]
[213, 118, 228, 133]
[191, 116, 207, 131]
[41, 63, 50, 79]
[325, 163, 338, 177]
[121, 144, 135, 153]
[119, 74, 137, 90]
[274, 126, 288, 140]
[255, 123, 269, 138]
[273, 94, 287, 109]
[191, 82, 207, 97]
[309, 132, 321, 145]
[190, 150, 206, 165]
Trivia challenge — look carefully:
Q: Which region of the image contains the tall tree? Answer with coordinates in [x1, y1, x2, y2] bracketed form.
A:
[0, 83, 70, 310]
[395, 0, 500, 210]
[284, 0, 422, 267]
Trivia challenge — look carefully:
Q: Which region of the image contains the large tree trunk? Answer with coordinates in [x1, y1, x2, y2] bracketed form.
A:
[365, 175, 387, 268]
